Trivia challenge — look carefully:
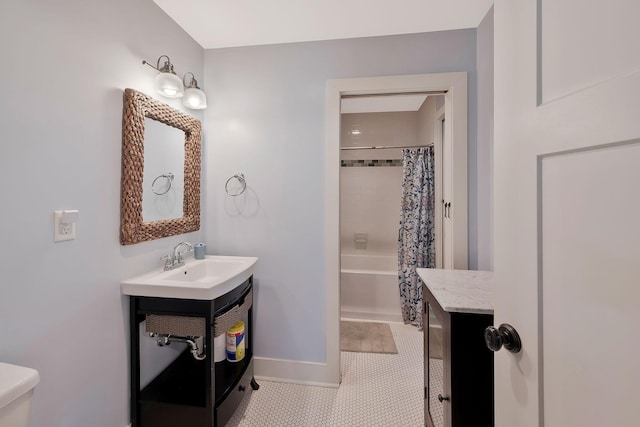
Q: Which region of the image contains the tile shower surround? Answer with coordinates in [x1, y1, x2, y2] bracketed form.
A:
[341, 159, 403, 167]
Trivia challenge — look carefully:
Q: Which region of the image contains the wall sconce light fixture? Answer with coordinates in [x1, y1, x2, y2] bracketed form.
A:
[142, 55, 184, 98]
[182, 72, 207, 110]
[142, 56, 207, 109]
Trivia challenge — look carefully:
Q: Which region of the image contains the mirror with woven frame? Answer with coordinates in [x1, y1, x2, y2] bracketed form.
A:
[120, 88, 201, 245]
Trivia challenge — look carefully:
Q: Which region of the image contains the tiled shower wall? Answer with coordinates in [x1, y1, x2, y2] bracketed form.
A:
[340, 111, 417, 255]
[341, 159, 404, 167]
[340, 166, 404, 254]
[340, 99, 442, 255]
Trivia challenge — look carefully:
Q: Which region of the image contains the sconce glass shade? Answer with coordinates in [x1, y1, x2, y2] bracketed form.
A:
[183, 87, 207, 109]
[182, 72, 207, 109]
[155, 72, 184, 98]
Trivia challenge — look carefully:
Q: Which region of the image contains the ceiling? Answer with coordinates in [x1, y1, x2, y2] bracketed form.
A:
[341, 94, 432, 114]
[154, 0, 494, 49]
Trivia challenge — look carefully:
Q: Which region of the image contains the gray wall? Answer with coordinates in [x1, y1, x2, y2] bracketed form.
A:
[477, 7, 494, 270]
[0, 1, 203, 426]
[203, 30, 479, 363]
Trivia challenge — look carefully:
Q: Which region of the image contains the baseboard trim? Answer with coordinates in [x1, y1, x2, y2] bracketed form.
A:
[340, 310, 403, 323]
[253, 356, 339, 388]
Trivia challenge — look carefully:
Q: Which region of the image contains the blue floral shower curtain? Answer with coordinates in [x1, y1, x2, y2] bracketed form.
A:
[398, 147, 435, 330]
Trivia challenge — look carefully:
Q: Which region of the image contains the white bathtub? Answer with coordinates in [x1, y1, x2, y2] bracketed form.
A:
[340, 253, 402, 322]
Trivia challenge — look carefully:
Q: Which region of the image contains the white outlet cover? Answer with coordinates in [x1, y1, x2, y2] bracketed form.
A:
[53, 210, 76, 242]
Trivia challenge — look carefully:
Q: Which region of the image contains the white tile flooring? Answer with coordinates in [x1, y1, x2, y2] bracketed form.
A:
[227, 322, 424, 426]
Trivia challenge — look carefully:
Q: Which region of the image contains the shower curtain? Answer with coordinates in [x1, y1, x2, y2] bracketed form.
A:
[398, 147, 435, 330]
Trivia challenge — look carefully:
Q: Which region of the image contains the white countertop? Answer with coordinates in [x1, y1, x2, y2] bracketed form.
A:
[0, 362, 39, 409]
[121, 256, 257, 300]
[417, 269, 494, 315]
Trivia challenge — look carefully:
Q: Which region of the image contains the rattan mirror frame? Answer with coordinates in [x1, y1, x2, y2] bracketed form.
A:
[120, 88, 201, 245]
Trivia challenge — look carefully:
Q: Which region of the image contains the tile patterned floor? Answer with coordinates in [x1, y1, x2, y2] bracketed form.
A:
[227, 322, 424, 426]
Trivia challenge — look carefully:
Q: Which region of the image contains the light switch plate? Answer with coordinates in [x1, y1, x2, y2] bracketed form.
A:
[54, 210, 76, 242]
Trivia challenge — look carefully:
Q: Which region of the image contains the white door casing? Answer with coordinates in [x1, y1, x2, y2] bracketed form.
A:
[441, 115, 455, 269]
[494, 1, 640, 426]
[435, 114, 445, 269]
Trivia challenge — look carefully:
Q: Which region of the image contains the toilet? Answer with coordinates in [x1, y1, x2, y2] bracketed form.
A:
[0, 363, 39, 427]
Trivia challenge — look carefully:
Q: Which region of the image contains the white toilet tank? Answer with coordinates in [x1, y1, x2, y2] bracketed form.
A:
[0, 362, 39, 427]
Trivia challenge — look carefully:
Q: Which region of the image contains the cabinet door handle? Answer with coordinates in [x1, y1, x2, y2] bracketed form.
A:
[443, 202, 451, 218]
[437, 394, 450, 402]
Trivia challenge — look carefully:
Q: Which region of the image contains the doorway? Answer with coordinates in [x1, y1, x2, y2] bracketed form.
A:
[339, 95, 443, 323]
[324, 72, 469, 385]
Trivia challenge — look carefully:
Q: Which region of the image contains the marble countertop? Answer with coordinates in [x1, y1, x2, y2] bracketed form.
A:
[417, 269, 494, 315]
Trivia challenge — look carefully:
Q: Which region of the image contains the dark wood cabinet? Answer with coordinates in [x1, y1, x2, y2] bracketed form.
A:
[129, 277, 257, 427]
[423, 283, 494, 427]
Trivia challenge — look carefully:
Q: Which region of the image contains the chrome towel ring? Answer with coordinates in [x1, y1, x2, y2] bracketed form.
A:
[225, 173, 246, 196]
[152, 172, 174, 195]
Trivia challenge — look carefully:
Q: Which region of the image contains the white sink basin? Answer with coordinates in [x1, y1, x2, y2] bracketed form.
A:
[121, 255, 258, 300]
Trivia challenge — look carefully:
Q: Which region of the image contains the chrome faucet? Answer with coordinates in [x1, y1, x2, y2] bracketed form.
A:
[162, 241, 194, 270]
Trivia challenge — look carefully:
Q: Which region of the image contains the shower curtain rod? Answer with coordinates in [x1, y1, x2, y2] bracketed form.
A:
[340, 144, 433, 151]
[341, 90, 447, 98]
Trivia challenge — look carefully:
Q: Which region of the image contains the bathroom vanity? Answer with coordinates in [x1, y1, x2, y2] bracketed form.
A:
[122, 255, 258, 427]
[417, 269, 494, 427]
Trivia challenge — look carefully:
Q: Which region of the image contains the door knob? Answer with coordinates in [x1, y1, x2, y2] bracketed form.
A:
[484, 323, 522, 353]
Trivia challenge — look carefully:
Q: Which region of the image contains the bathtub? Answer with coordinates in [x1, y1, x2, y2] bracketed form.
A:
[340, 253, 402, 322]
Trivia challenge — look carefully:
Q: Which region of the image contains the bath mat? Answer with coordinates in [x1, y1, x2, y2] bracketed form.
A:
[340, 321, 398, 354]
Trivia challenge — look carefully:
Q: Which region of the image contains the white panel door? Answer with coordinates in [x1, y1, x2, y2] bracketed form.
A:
[494, 1, 640, 426]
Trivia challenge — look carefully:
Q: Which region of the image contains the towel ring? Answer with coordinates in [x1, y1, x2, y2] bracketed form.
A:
[225, 173, 246, 196]
[152, 172, 174, 195]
